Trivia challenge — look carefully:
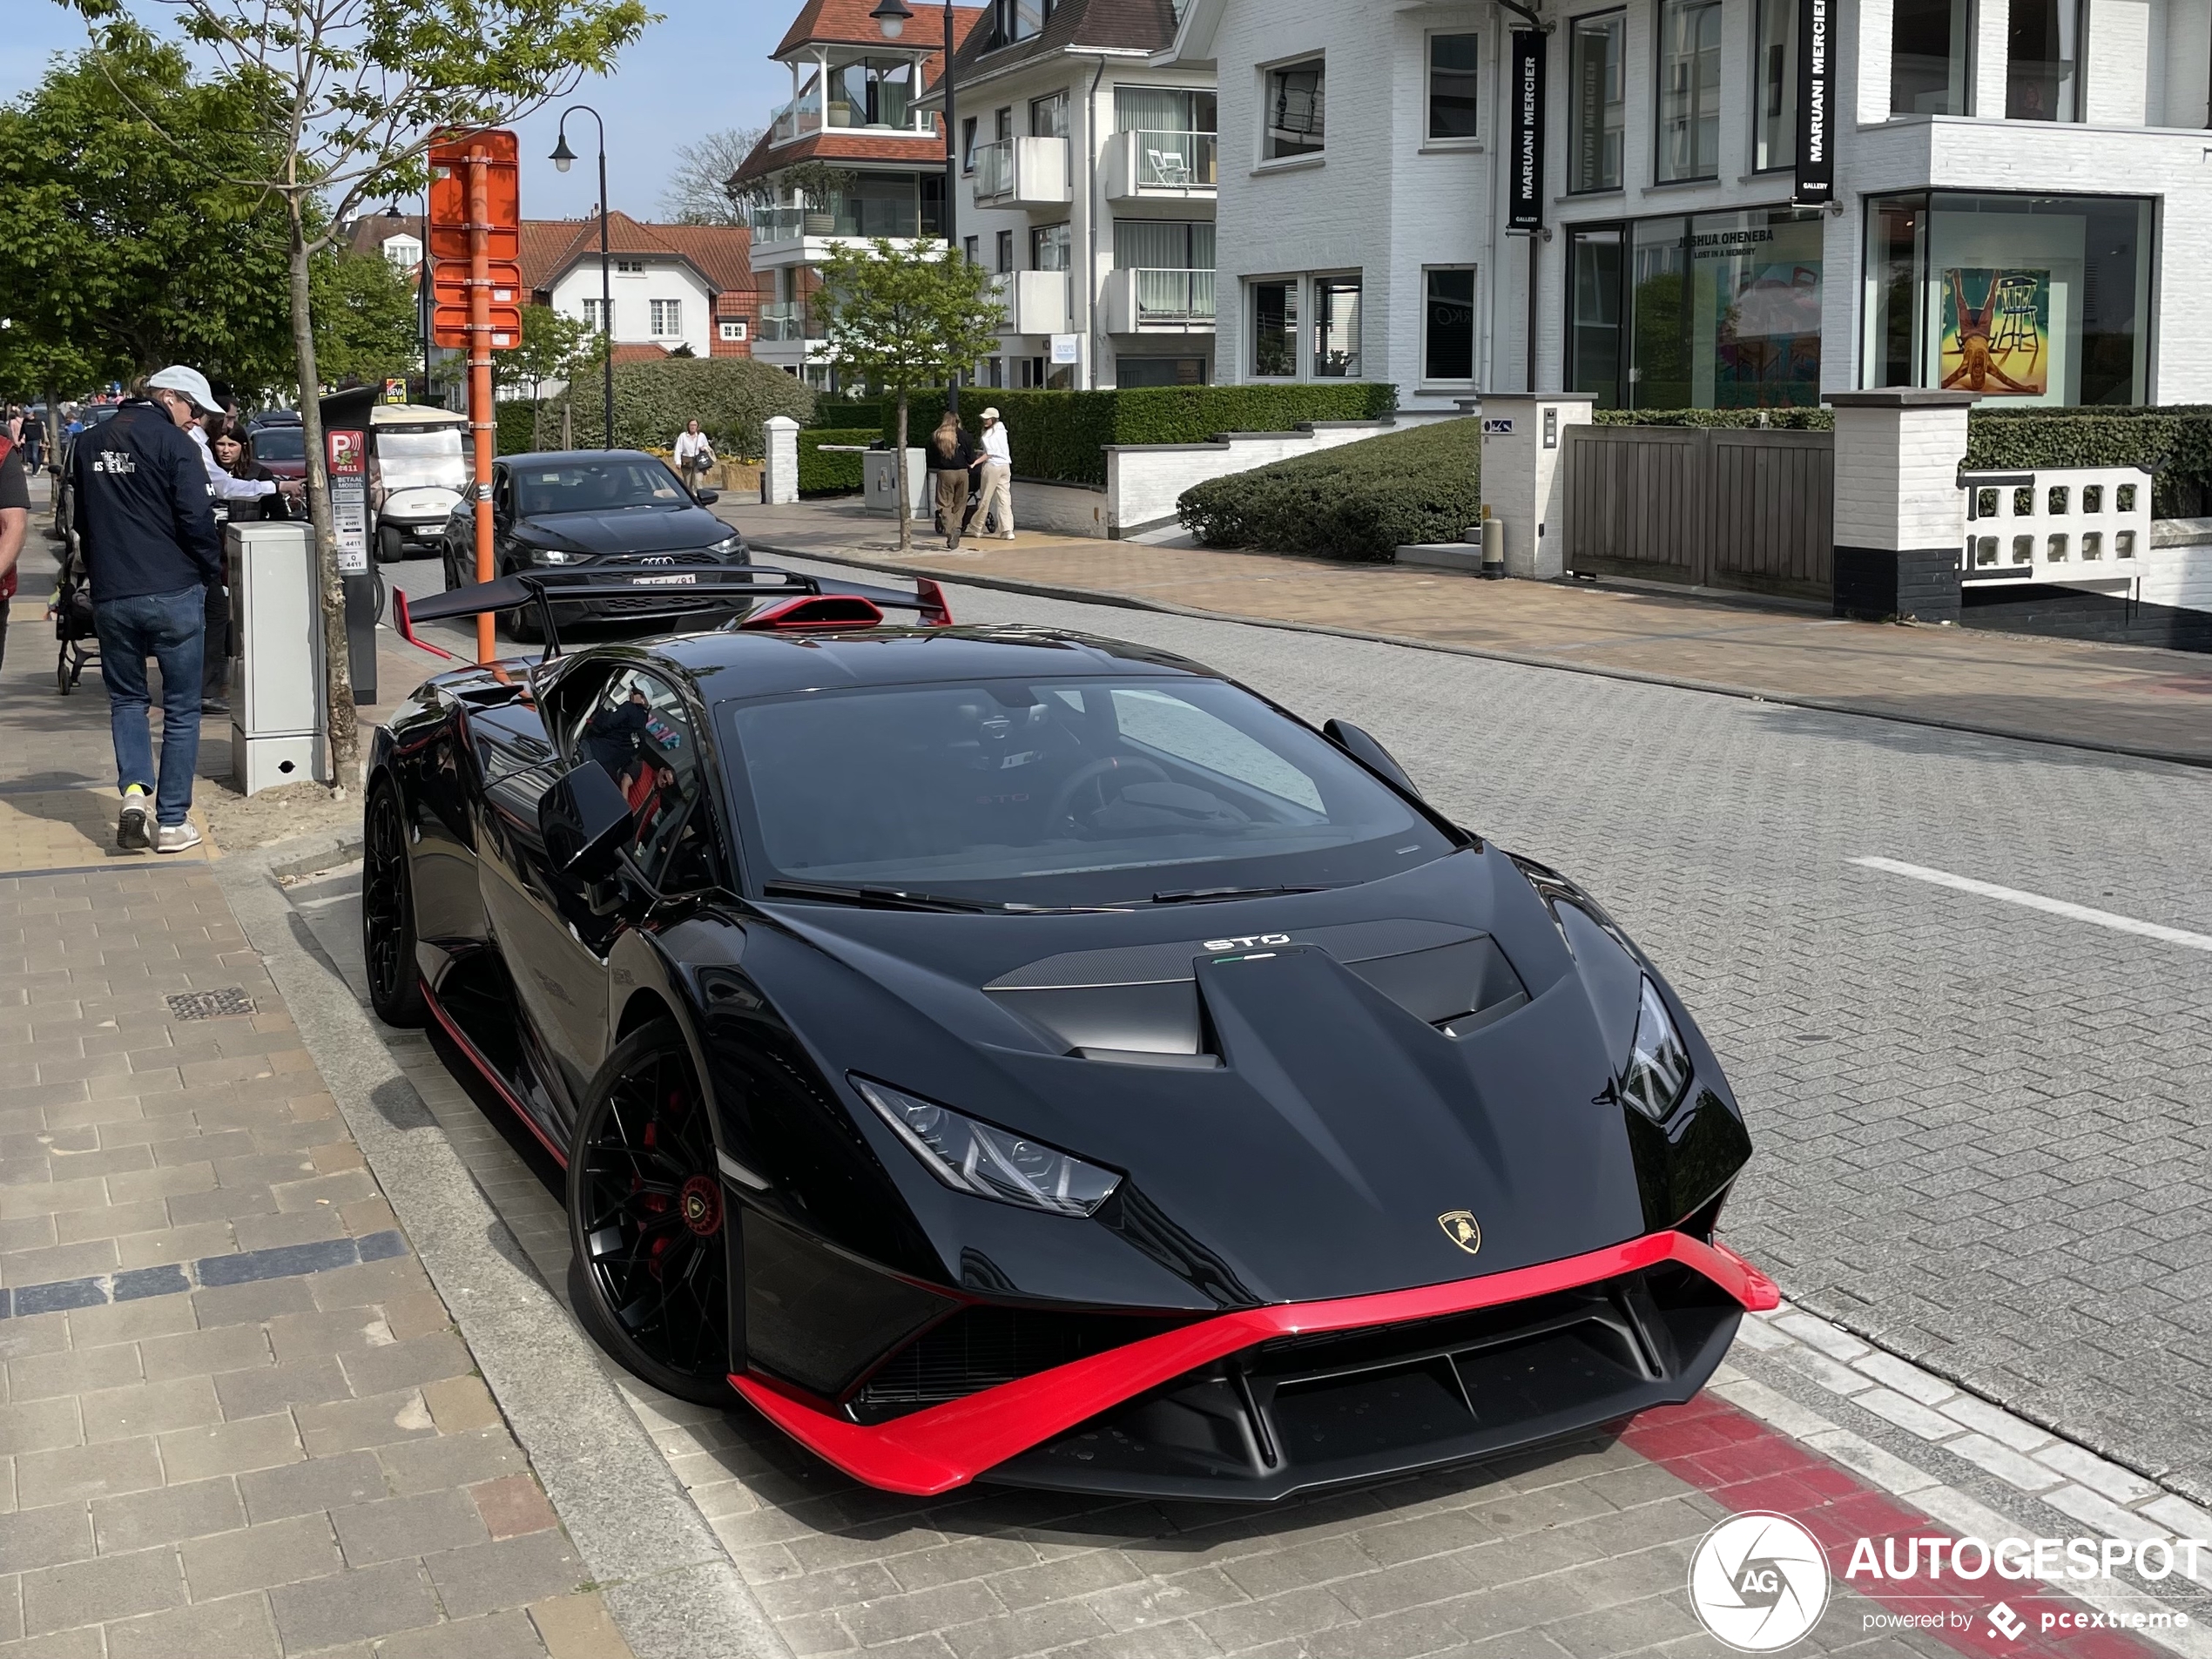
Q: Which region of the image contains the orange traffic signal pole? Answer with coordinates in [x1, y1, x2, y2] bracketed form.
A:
[469, 147, 496, 664]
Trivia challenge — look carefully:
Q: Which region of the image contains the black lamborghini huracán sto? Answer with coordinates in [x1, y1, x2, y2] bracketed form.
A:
[365, 564, 1776, 1501]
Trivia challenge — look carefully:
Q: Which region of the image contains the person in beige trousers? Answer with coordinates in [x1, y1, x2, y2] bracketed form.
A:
[974, 407, 1015, 539]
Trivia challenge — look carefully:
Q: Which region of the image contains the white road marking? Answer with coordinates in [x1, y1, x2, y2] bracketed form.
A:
[1851, 856, 2212, 954]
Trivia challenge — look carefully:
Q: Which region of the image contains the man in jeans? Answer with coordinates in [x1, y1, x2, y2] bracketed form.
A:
[71, 366, 224, 853]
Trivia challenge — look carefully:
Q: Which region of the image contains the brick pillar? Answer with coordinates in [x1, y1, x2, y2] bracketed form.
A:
[762, 415, 800, 506]
[1827, 390, 1977, 623]
[1477, 393, 1596, 579]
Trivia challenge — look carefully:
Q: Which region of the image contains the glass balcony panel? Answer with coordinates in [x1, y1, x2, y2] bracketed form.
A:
[1132, 132, 1218, 189]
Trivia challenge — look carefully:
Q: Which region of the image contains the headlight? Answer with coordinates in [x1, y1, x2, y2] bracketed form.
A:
[531, 547, 586, 564]
[1619, 978, 1694, 1123]
[707, 533, 744, 558]
[852, 1076, 1120, 1217]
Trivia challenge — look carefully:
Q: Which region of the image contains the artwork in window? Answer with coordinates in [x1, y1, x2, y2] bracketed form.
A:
[1939, 269, 2049, 396]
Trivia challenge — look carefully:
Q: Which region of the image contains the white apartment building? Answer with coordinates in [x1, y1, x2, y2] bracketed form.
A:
[1167, 0, 2212, 410]
[733, 0, 976, 390]
[925, 0, 1221, 389]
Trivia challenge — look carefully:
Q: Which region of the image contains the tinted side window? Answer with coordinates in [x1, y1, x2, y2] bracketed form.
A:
[576, 670, 720, 893]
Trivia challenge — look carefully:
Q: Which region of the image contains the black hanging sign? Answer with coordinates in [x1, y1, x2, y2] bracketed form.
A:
[1508, 30, 1546, 232]
[1794, 0, 1833, 205]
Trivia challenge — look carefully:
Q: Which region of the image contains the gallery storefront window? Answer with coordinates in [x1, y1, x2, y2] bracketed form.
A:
[1862, 192, 2151, 405]
[1567, 206, 1824, 408]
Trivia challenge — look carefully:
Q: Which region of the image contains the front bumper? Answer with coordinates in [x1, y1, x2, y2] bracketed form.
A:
[732, 1231, 1777, 1501]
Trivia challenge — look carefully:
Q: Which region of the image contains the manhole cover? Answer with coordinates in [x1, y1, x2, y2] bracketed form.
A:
[166, 988, 258, 1022]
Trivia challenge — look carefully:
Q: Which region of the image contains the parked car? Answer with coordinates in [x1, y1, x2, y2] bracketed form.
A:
[435, 449, 742, 641]
[365, 571, 1775, 1501]
[246, 421, 307, 483]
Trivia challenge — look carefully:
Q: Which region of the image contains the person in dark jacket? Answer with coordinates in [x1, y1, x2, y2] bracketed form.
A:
[71, 366, 225, 854]
[925, 411, 976, 551]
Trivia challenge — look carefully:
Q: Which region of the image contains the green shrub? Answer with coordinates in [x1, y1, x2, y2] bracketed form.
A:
[1963, 409, 2212, 516]
[885, 384, 1399, 487]
[1177, 419, 1480, 562]
[496, 401, 541, 455]
[798, 427, 878, 496]
[546, 358, 814, 458]
[1593, 407, 1833, 429]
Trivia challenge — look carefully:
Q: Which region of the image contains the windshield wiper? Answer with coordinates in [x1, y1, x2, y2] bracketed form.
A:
[1145, 884, 1333, 905]
[760, 879, 1036, 914]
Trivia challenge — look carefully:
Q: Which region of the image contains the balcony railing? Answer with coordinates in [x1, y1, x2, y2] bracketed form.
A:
[1131, 268, 1217, 322]
[768, 95, 821, 146]
[745, 206, 807, 243]
[973, 139, 1013, 199]
[759, 302, 812, 343]
[745, 198, 936, 242]
[1128, 131, 1218, 189]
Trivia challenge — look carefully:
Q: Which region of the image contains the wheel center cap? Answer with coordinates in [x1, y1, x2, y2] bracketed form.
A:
[678, 1174, 722, 1238]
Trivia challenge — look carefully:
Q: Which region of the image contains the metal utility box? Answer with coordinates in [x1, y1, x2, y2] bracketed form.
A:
[227, 521, 328, 793]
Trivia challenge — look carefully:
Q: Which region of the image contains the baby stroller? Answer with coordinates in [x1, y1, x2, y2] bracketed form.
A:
[52, 537, 98, 696]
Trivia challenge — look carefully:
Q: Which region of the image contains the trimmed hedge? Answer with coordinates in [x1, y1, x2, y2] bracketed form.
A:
[1177, 419, 1480, 562]
[496, 401, 540, 456]
[1964, 408, 2212, 517]
[545, 358, 814, 458]
[885, 384, 1399, 487]
[798, 428, 879, 496]
[1593, 408, 1833, 429]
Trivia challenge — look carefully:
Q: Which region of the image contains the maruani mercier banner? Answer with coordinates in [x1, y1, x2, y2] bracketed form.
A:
[1509, 30, 1546, 232]
[1795, 0, 1833, 205]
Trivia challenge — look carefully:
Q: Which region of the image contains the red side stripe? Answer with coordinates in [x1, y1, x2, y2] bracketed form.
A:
[1622, 1396, 2170, 1658]
[421, 981, 569, 1168]
[732, 1230, 1779, 1497]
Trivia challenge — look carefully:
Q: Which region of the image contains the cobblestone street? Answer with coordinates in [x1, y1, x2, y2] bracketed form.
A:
[6, 497, 2212, 1656]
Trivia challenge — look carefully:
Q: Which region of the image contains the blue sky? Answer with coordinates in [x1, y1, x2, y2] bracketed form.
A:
[3, 0, 798, 221]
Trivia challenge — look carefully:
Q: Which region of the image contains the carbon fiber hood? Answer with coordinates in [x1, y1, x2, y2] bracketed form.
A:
[732, 845, 1750, 1308]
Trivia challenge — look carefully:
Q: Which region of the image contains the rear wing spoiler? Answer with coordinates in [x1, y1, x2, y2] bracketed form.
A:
[393, 565, 952, 659]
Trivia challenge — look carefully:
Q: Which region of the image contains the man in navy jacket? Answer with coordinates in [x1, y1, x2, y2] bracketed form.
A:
[71, 366, 225, 853]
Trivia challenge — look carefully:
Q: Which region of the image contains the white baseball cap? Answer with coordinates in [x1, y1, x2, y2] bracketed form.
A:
[145, 366, 221, 415]
[981, 407, 1001, 421]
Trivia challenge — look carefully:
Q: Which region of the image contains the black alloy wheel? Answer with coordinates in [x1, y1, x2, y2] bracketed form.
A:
[566, 1018, 735, 1406]
[362, 781, 428, 1027]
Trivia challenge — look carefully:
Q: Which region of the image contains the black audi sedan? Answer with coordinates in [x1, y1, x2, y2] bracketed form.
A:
[438, 449, 747, 641]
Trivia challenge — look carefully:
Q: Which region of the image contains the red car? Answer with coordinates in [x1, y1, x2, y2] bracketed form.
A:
[246, 421, 307, 482]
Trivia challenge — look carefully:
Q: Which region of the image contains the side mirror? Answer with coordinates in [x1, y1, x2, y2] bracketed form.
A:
[538, 761, 634, 878]
[692, 489, 719, 505]
[1323, 718, 1422, 799]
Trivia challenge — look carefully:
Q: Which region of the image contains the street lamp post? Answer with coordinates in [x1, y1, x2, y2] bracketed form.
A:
[550, 107, 617, 449]
[871, 0, 960, 415]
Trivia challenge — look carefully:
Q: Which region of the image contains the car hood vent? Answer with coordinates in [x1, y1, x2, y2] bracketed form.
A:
[984, 919, 1527, 1062]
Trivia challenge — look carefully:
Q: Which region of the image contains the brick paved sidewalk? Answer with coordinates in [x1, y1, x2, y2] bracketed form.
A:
[0, 485, 630, 1659]
[718, 499, 2212, 766]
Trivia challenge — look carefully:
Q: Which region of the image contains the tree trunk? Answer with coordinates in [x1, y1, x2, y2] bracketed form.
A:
[286, 208, 360, 783]
[894, 391, 911, 553]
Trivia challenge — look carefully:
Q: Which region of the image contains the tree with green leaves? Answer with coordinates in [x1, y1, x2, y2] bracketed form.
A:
[311, 251, 424, 390]
[815, 239, 1002, 550]
[499, 304, 596, 446]
[57, 0, 650, 778]
[0, 31, 299, 405]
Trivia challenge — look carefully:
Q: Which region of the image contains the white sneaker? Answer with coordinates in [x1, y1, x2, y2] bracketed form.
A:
[154, 821, 203, 855]
[117, 792, 152, 851]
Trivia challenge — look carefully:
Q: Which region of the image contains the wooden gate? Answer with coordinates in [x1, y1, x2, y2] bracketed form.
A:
[1563, 425, 1835, 600]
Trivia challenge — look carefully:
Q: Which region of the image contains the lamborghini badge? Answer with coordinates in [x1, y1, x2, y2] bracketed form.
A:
[1438, 1211, 1482, 1255]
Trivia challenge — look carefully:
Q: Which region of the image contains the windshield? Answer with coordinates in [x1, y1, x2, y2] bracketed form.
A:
[251, 427, 305, 462]
[722, 676, 1454, 907]
[377, 427, 465, 490]
[512, 458, 690, 516]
